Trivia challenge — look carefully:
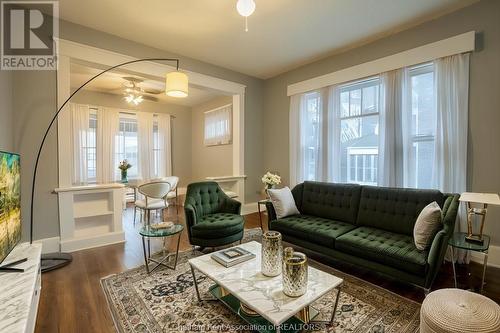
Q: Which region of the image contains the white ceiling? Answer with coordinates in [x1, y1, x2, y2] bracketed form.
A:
[59, 0, 477, 79]
[70, 63, 223, 107]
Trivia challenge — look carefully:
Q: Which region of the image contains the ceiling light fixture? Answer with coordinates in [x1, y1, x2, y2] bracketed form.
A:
[236, 0, 256, 32]
[165, 71, 188, 98]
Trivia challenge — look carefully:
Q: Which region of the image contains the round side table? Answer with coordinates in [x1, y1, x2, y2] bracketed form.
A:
[448, 232, 490, 294]
[139, 223, 184, 274]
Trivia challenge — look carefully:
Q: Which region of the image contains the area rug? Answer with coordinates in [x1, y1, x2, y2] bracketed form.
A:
[101, 229, 420, 332]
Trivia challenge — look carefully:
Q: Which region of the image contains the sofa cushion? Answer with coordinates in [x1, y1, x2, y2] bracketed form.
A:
[300, 182, 361, 224]
[356, 186, 444, 235]
[336, 226, 428, 275]
[271, 215, 357, 248]
[191, 213, 244, 239]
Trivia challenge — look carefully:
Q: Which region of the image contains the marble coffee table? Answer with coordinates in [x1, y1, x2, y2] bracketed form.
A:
[188, 241, 343, 333]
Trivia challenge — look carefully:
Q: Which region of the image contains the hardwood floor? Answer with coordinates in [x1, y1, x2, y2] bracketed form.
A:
[35, 205, 500, 333]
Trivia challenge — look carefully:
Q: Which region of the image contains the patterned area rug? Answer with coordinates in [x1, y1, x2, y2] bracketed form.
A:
[101, 229, 420, 332]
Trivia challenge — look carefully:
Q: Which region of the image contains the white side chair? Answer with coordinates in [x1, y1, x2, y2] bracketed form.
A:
[163, 176, 180, 214]
[135, 181, 172, 226]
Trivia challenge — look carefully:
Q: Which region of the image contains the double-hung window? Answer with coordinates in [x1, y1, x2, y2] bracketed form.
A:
[152, 118, 160, 178]
[406, 63, 436, 189]
[339, 77, 380, 185]
[115, 115, 139, 179]
[85, 111, 98, 183]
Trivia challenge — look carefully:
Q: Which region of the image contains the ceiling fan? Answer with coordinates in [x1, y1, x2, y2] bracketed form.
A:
[121, 77, 162, 104]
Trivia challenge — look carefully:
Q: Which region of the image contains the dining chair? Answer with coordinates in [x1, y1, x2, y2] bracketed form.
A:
[135, 181, 172, 225]
[163, 176, 180, 214]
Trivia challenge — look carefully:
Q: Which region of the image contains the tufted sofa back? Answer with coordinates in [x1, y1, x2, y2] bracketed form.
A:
[356, 186, 445, 235]
[185, 181, 229, 219]
[299, 181, 362, 224]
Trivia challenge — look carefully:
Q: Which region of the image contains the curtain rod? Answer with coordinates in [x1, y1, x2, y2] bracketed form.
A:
[87, 105, 176, 118]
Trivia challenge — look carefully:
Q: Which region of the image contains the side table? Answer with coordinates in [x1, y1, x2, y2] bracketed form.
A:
[257, 199, 271, 230]
[139, 224, 184, 274]
[448, 231, 490, 294]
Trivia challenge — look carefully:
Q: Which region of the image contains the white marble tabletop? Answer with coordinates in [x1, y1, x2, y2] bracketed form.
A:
[188, 241, 343, 326]
[0, 243, 42, 333]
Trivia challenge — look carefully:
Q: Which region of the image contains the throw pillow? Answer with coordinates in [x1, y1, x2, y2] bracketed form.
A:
[414, 201, 442, 251]
[267, 187, 300, 219]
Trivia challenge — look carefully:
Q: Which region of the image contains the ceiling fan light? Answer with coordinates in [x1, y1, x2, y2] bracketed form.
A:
[165, 71, 188, 98]
[236, 0, 255, 17]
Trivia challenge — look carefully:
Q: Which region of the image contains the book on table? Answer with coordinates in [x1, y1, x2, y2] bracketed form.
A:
[211, 247, 255, 267]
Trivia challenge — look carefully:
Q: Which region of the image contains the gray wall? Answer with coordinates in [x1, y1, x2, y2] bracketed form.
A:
[0, 71, 13, 152]
[191, 96, 233, 181]
[13, 19, 264, 242]
[262, 0, 500, 245]
[71, 90, 193, 187]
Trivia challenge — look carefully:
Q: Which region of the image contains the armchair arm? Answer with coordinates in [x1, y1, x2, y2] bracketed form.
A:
[222, 197, 242, 215]
[265, 201, 277, 229]
[184, 196, 199, 230]
[425, 194, 460, 288]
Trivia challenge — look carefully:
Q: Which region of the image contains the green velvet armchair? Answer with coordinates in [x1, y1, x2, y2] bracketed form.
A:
[184, 181, 244, 248]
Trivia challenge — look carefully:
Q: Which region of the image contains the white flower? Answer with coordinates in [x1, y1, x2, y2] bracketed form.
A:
[261, 171, 281, 186]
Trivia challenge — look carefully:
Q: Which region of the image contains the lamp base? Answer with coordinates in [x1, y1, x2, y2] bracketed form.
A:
[41, 252, 73, 273]
[465, 234, 484, 244]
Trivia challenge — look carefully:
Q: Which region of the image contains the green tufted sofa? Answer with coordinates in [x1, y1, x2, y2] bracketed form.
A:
[184, 181, 244, 248]
[266, 181, 460, 291]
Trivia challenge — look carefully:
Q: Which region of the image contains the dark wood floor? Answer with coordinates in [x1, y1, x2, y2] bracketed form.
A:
[35, 204, 500, 333]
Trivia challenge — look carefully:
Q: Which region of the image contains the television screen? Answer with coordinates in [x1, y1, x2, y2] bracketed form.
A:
[0, 151, 21, 265]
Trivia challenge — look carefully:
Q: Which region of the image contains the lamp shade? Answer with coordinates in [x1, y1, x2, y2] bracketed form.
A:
[165, 71, 188, 98]
[236, 0, 256, 17]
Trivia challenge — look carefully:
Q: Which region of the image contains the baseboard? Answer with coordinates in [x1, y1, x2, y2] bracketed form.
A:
[60, 232, 125, 253]
[470, 244, 500, 268]
[34, 237, 61, 254]
[242, 202, 259, 215]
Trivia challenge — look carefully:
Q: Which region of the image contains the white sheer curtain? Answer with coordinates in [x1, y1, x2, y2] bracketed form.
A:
[96, 107, 119, 183]
[378, 69, 405, 187]
[157, 113, 172, 177]
[137, 112, 154, 180]
[433, 53, 470, 263]
[70, 103, 90, 184]
[289, 94, 303, 187]
[328, 85, 341, 182]
[289, 89, 330, 187]
[204, 104, 232, 146]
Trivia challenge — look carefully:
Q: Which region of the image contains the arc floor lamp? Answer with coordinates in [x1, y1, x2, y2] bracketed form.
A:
[34, 50, 189, 272]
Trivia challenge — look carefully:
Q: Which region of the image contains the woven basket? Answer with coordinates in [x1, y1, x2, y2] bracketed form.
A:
[420, 288, 500, 333]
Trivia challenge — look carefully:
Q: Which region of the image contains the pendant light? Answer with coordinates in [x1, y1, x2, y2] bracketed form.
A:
[165, 71, 188, 98]
[236, 0, 256, 32]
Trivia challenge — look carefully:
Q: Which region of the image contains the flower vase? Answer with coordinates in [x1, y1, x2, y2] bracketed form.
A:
[265, 184, 274, 199]
[121, 170, 128, 183]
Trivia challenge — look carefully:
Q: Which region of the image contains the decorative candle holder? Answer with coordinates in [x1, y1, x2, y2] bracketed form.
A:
[261, 231, 282, 276]
[282, 251, 308, 297]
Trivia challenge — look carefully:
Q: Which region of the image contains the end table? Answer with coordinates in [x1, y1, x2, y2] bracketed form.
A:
[257, 199, 271, 230]
[448, 231, 490, 294]
[139, 223, 184, 274]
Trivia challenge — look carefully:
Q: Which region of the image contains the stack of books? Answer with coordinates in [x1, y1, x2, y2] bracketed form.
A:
[211, 247, 255, 267]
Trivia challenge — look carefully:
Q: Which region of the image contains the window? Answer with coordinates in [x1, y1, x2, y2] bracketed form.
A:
[339, 78, 380, 185]
[152, 119, 160, 178]
[204, 104, 232, 146]
[303, 92, 321, 181]
[115, 116, 139, 179]
[85, 112, 97, 183]
[407, 63, 436, 189]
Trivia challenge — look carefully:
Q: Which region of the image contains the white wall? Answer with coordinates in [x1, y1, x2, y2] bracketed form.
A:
[191, 96, 233, 181]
